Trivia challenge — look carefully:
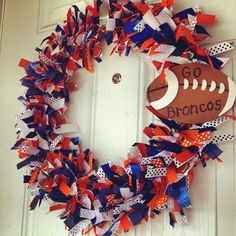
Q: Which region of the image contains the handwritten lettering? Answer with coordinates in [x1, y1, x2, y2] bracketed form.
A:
[167, 100, 222, 118]
[182, 66, 201, 78]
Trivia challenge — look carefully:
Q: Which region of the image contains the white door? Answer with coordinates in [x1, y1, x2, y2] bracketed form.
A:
[0, 0, 235, 236]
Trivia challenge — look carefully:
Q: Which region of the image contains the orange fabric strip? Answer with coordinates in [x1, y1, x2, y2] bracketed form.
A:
[88, 152, 94, 169]
[29, 167, 40, 184]
[181, 130, 199, 141]
[84, 226, 94, 235]
[188, 170, 194, 185]
[159, 70, 166, 83]
[176, 26, 195, 44]
[166, 165, 177, 184]
[143, 127, 154, 138]
[146, 105, 168, 119]
[136, 3, 150, 14]
[68, 153, 73, 160]
[77, 153, 85, 171]
[49, 204, 66, 212]
[197, 14, 216, 25]
[124, 157, 139, 167]
[152, 60, 162, 70]
[174, 150, 195, 164]
[18, 151, 28, 158]
[61, 137, 71, 149]
[18, 58, 31, 68]
[93, 183, 111, 189]
[86, 5, 99, 17]
[161, 0, 175, 7]
[149, 44, 159, 55]
[173, 200, 180, 212]
[156, 195, 168, 207]
[120, 214, 132, 231]
[148, 194, 160, 209]
[59, 181, 71, 196]
[193, 34, 208, 42]
[140, 38, 155, 52]
[154, 126, 170, 136]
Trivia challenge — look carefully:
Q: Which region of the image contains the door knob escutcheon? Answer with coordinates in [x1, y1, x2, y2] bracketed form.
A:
[112, 73, 122, 84]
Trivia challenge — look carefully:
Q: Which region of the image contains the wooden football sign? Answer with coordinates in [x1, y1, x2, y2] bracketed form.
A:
[147, 63, 236, 124]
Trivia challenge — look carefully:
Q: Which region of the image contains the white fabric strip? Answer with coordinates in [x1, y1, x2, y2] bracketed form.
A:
[212, 134, 234, 144]
[80, 208, 96, 219]
[134, 20, 145, 32]
[205, 42, 234, 56]
[141, 156, 155, 164]
[106, 18, 116, 31]
[49, 135, 63, 152]
[54, 124, 79, 134]
[113, 194, 143, 215]
[16, 109, 33, 120]
[217, 57, 230, 68]
[145, 167, 167, 178]
[167, 56, 191, 64]
[143, 9, 160, 30]
[188, 14, 197, 32]
[69, 219, 91, 236]
[149, 45, 176, 62]
[156, 8, 176, 31]
[202, 116, 229, 128]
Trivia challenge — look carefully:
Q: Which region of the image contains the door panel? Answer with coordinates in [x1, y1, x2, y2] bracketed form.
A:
[0, 1, 235, 236]
[38, 0, 86, 33]
[90, 49, 140, 166]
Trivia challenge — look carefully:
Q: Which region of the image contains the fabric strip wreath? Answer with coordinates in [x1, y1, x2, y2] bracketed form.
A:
[13, 1, 235, 235]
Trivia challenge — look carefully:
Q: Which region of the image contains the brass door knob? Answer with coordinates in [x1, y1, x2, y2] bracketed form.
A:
[112, 73, 122, 84]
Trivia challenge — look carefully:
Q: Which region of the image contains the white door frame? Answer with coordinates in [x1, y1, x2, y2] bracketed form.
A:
[0, 0, 5, 53]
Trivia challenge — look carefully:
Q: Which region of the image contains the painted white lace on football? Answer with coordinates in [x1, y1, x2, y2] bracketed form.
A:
[209, 81, 216, 92]
[192, 79, 198, 89]
[219, 83, 225, 94]
[201, 79, 207, 90]
[183, 79, 225, 94]
[183, 79, 189, 89]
